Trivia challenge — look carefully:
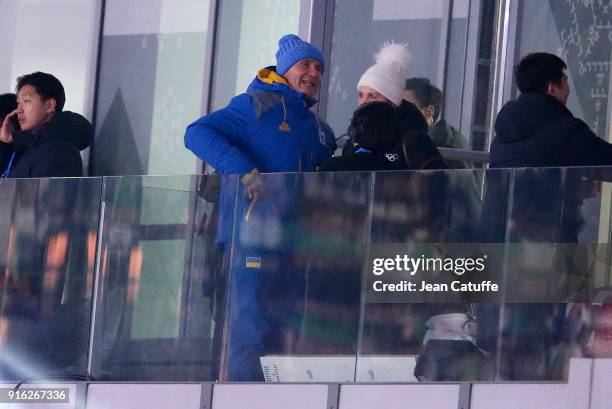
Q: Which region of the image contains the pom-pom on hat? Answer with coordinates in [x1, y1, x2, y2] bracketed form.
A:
[276, 34, 325, 75]
[357, 42, 411, 106]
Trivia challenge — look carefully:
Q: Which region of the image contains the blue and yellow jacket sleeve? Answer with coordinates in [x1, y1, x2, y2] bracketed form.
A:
[184, 93, 258, 174]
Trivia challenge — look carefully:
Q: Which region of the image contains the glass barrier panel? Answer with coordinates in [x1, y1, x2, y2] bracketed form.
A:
[220, 172, 372, 382]
[90, 174, 235, 381]
[498, 166, 612, 381]
[0, 177, 101, 381]
[357, 169, 492, 382]
[3, 169, 605, 384]
[476, 167, 514, 381]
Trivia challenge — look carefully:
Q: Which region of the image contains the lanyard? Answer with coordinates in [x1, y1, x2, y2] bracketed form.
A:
[1, 151, 16, 178]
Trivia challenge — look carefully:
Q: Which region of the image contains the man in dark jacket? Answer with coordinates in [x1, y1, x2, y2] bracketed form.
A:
[482, 53, 612, 380]
[0, 72, 93, 178]
[403, 77, 472, 169]
[490, 52, 612, 167]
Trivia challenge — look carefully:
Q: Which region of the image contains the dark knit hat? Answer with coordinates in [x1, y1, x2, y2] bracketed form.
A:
[275, 34, 324, 75]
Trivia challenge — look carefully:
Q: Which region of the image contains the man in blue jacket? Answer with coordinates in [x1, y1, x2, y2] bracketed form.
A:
[185, 35, 335, 381]
[185, 34, 335, 174]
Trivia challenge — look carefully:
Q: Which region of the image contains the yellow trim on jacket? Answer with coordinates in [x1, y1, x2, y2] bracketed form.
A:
[257, 68, 288, 85]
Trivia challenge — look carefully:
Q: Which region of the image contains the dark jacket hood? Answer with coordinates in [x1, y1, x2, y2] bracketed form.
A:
[13, 111, 93, 151]
[494, 93, 574, 143]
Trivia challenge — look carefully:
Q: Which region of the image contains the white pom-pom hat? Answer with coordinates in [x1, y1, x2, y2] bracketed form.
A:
[357, 42, 411, 106]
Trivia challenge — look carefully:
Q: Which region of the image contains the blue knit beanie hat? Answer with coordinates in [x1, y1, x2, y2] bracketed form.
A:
[276, 34, 325, 75]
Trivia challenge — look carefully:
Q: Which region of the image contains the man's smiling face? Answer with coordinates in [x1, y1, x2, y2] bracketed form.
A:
[283, 58, 322, 99]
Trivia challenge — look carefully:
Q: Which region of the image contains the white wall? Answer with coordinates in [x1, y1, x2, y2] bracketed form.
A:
[0, 0, 100, 118]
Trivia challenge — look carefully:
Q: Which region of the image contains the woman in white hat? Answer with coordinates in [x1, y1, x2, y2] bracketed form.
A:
[357, 42, 411, 107]
[340, 42, 446, 170]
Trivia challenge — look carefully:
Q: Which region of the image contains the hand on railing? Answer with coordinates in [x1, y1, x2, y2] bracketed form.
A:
[241, 171, 264, 201]
[241, 170, 264, 222]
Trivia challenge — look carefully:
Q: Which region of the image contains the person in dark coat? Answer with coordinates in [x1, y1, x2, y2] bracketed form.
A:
[403, 77, 472, 169]
[480, 53, 612, 380]
[340, 42, 446, 170]
[490, 52, 612, 167]
[342, 42, 410, 166]
[320, 102, 401, 171]
[0, 72, 93, 178]
[329, 101, 446, 171]
[397, 100, 447, 170]
[326, 104, 484, 381]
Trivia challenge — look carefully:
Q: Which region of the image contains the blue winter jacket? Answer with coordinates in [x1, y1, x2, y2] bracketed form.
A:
[185, 67, 335, 245]
[185, 67, 335, 174]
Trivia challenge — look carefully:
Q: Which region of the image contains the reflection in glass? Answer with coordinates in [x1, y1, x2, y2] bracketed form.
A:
[358, 170, 490, 382]
[496, 168, 608, 380]
[91, 175, 224, 381]
[0, 178, 100, 381]
[0, 169, 609, 384]
[222, 172, 370, 381]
